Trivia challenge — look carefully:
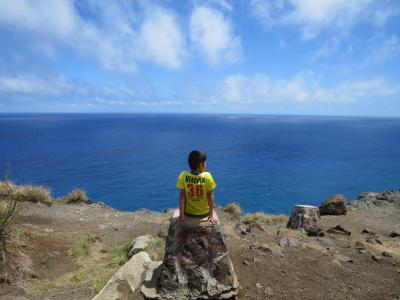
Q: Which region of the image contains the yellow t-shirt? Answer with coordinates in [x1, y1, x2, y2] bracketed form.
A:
[176, 171, 217, 216]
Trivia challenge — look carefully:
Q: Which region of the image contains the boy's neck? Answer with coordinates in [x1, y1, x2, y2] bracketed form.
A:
[191, 169, 202, 174]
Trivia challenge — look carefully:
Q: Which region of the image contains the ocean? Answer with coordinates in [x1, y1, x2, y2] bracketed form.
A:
[0, 113, 399, 214]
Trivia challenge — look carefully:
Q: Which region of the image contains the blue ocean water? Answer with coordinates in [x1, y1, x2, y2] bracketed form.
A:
[0, 113, 399, 214]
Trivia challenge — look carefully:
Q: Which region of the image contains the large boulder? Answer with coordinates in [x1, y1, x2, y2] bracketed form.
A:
[319, 194, 348, 215]
[92, 252, 152, 300]
[141, 210, 238, 300]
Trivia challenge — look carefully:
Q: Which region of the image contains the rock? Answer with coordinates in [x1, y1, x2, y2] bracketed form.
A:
[331, 259, 342, 267]
[359, 249, 368, 254]
[255, 283, 263, 289]
[396, 268, 400, 274]
[319, 194, 348, 215]
[235, 224, 250, 235]
[354, 241, 367, 250]
[318, 237, 335, 249]
[141, 210, 238, 300]
[264, 287, 273, 297]
[251, 242, 285, 258]
[127, 235, 152, 258]
[242, 260, 250, 266]
[327, 225, 351, 236]
[362, 228, 375, 235]
[279, 237, 300, 248]
[287, 205, 322, 236]
[371, 255, 382, 261]
[366, 236, 383, 244]
[93, 252, 152, 300]
[390, 231, 400, 238]
[382, 251, 393, 258]
[334, 254, 353, 263]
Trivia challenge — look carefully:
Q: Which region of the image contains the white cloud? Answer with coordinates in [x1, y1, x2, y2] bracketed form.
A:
[0, 74, 68, 95]
[250, 0, 399, 39]
[0, 0, 186, 72]
[221, 72, 400, 103]
[139, 7, 185, 69]
[364, 35, 400, 66]
[190, 5, 241, 66]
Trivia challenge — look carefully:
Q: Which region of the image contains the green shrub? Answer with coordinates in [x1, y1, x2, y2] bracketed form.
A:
[223, 202, 242, 219]
[63, 189, 91, 204]
[242, 212, 288, 224]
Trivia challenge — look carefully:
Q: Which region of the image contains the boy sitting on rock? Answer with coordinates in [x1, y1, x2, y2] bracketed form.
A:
[176, 150, 218, 225]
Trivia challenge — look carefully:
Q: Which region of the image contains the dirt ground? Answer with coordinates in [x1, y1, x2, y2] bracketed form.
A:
[0, 195, 399, 300]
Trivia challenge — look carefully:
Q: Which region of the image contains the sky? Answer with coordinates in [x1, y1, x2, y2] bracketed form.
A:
[0, 0, 399, 116]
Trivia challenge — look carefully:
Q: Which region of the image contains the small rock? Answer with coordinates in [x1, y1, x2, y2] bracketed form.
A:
[382, 251, 393, 258]
[331, 259, 342, 267]
[371, 255, 382, 261]
[251, 242, 284, 257]
[362, 228, 375, 235]
[264, 287, 273, 296]
[327, 225, 351, 236]
[366, 236, 383, 244]
[255, 283, 263, 289]
[335, 254, 353, 263]
[396, 268, 400, 274]
[318, 237, 335, 249]
[390, 231, 400, 238]
[354, 241, 367, 250]
[279, 237, 300, 248]
[235, 224, 250, 235]
[242, 260, 250, 266]
[359, 249, 368, 254]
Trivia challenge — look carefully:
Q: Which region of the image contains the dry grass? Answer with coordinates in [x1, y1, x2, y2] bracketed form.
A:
[144, 236, 165, 260]
[29, 235, 130, 294]
[0, 181, 18, 250]
[242, 212, 288, 224]
[0, 181, 52, 206]
[62, 189, 91, 204]
[223, 202, 242, 219]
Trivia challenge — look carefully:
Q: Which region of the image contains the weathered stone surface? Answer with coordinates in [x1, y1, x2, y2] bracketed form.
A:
[287, 205, 322, 236]
[92, 252, 152, 300]
[319, 194, 349, 215]
[141, 210, 238, 300]
[127, 235, 152, 258]
[318, 237, 335, 249]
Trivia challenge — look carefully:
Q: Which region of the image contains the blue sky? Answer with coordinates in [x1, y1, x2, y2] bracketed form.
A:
[0, 0, 399, 116]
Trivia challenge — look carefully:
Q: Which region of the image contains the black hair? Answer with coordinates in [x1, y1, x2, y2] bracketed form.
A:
[188, 150, 207, 171]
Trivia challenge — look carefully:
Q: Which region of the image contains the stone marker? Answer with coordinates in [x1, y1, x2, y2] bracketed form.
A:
[141, 209, 238, 300]
[287, 205, 323, 236]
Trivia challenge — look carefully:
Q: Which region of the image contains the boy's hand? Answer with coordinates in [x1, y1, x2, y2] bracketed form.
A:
[178, 215, 185, 224]
[208, 216, 219, 224]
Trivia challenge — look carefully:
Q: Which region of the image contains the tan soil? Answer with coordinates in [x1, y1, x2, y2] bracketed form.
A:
[0, 198, 399, 300]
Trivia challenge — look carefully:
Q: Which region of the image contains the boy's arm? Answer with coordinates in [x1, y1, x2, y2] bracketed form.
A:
[178, 189, 185, 224]
[207, 191, 218, 224]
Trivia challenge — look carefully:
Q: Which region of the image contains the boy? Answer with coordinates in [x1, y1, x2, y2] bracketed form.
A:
[176, 150, 218, 224]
